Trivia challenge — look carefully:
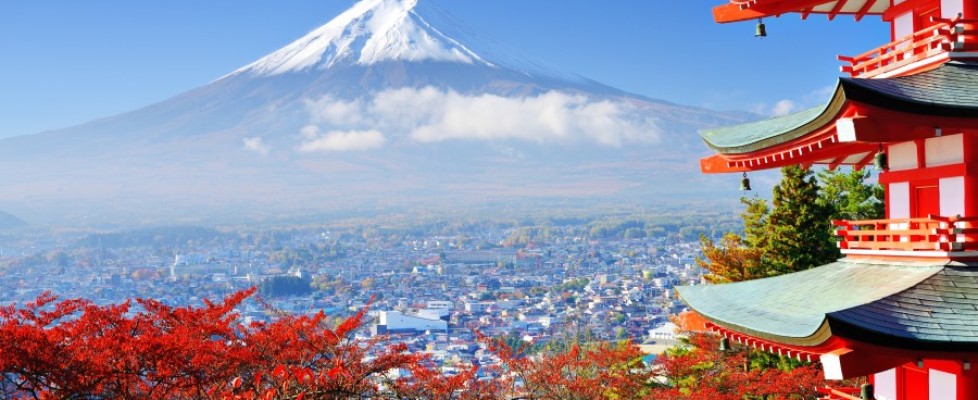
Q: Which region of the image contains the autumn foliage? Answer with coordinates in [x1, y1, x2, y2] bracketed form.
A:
[649, 332, 823, 400]
[0, 290, 822, 399]
[697, 233, 766, 283]
[0, 288, 417, 399]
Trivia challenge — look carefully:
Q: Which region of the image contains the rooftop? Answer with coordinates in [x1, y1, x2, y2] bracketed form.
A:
[678, 258, 978, 351]
[698, 61, 978, 173]
[701, 62, 978, 155]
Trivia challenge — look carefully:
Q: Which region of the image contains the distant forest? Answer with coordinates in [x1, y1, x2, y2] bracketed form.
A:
[2, 208, 742, 271]
[67, 210, 742, 251]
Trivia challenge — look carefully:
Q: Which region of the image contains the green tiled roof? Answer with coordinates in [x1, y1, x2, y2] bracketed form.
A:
[829, 266, 978, 349]
[699, 62, 978, 154]
[677, 259, 944, 346]
[699, 105, 828, 153]
[843, 62, 978, 112]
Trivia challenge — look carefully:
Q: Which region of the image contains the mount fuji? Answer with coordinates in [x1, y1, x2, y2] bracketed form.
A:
[0, 0, 748, 226]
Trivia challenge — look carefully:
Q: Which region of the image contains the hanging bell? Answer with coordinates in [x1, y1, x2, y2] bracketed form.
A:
[755, 19, 767, 37]
[861, 384, 875, 400]
[874, 148, 888, 171]
[719, 337, 731, 352]
[740, 172, 752, 191]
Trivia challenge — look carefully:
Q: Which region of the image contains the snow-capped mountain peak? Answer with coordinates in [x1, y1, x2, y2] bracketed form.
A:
[235, 0, 491, 76]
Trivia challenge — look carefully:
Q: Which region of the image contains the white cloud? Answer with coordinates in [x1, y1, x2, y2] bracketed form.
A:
[806, 85, 835, 102]
[750, 85, 836, 118]
[304, 96, 364, 126]
[751, 99, 802, 117]
[242, 137, 270, 155]
[770, 99, 799, 117]
[299, 125, 320, 140]
[298, 87, 662, 151]
[297, 129, 386, 152]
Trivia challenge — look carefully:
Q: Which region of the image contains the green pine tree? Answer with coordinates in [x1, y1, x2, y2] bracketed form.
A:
[817, 167, 885, 221]
[740, 196, 770, 250]
[700, 166, 880, 281]
[764, 165, 838, 276]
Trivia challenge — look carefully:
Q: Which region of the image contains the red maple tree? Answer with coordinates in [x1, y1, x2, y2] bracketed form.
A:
[0, 289, 824, 399]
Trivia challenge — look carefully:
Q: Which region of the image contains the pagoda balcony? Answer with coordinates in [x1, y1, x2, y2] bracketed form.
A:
[834, 215, 978, 258]
[838, 15, 978, 79]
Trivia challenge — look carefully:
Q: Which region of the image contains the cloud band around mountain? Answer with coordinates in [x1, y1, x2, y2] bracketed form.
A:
[297, 87, 662, 152]
[297, 128, 387, 152]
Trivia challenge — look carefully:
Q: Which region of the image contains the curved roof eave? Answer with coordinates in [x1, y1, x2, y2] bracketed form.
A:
[699, 62, 978, 155]
[698, 84, 848, 155]
[676, 259, 945, 347]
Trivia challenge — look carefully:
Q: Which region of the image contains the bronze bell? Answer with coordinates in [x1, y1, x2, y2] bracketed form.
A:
[874, 149, 888, 171]
[861, 384, 875, 400]
[719, 337, 731, 352]
[740, 173, 752, 191]
[755, 19, 767, 37]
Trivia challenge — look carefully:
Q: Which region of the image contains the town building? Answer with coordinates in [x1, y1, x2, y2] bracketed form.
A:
[679, 1, 978, 399]
[373, 310, 448, 335]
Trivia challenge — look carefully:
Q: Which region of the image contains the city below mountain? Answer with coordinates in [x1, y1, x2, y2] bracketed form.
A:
[0, 0, 748, 226]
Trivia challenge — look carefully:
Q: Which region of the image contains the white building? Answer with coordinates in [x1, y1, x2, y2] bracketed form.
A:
[375, 311, 447, 335]
[427, 300, 453, 310]
[648, 322, 678, 341]
[464, 301, 492, 313]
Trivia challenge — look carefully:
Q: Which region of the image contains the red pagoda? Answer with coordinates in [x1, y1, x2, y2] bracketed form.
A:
[677, 1, 978, 399]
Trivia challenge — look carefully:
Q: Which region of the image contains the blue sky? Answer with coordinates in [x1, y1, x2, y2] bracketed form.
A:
[0, 1, 888, 139]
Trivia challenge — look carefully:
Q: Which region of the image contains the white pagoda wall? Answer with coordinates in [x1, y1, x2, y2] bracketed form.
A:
[884, 134, 968, 219]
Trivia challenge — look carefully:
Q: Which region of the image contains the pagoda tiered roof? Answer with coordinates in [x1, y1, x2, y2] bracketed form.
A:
[699, 61, 978, 173]
[678, 258, 978, 351]
[689, 0, 978, 391]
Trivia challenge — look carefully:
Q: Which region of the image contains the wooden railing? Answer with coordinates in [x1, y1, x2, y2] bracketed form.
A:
[817, 386, 862, 400]
[838, 15, 978, 78]
[817, 385, 869, 400]
[834, 215, 978, 254]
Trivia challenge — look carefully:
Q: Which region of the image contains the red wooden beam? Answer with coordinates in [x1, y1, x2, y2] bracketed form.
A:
[828, 0, 850, 20]
[700, 142, 877, 174]
[713, 3, 767, 22]
[878, 163, 968, 184]
[882, 0, 938, 22]
[801, 7, 813, 19]
[853, 151, 876, 171]
[829, 156, 847, 171]
[854, 0, 877, 21]
[704, 322, 823, 360]
[713, 0, 835, 22]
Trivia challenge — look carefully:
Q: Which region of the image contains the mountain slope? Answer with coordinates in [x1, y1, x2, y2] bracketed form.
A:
[0, 0, 747, 226]
[0, 211, 27, 230]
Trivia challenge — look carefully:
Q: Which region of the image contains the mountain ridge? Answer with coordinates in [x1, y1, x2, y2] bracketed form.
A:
[0, 0, 748, 226]
[230, 0, 491, 76]
[0, 211, 26, 230]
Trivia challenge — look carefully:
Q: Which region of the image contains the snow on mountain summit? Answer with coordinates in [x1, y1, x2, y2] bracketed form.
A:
[235, 0, 491, 76]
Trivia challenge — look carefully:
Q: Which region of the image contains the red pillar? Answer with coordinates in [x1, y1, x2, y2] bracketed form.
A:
[964, 0, 978, 19]
[959, 362, 978, 400]
[957, 372, 978, 400]
[903, 363, 928, 399]
[964, 134, 978, 219]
